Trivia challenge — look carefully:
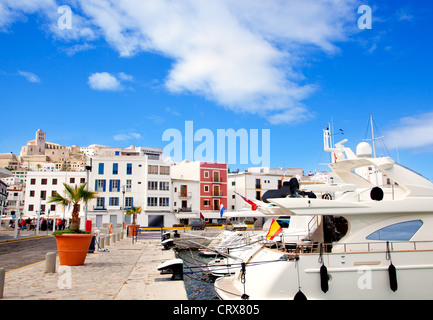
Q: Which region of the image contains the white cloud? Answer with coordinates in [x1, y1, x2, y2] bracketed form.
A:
[117, 72, 134, 82]
[17, 70, 41, 83]
[88, 72, 122, 91]
[61, 43, 95, 56]
[385, 112, 433, 151]
[2, 0, 362, 123]
[113, 132, 142, 141]
[75, 0, 360, 123]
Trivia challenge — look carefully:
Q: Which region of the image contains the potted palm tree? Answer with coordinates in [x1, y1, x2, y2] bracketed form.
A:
[48, 183, 98, 266]
[125, 206, 141, 237]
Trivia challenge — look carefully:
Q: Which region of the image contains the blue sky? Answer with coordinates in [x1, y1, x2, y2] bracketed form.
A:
[1, 0, 433, 180]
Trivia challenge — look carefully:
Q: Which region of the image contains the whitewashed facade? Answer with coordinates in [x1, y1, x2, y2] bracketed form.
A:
[227, 169, 290, 211]
[23, 171, 87, 221]
[87, 151, 175, 228]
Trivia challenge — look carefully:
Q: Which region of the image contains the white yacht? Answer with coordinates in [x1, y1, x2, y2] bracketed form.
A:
[214, 128, 433, 300]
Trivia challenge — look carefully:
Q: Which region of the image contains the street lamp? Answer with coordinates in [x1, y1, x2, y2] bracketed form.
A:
[84, 165, 92, 224]
[121, 185, 126, 229]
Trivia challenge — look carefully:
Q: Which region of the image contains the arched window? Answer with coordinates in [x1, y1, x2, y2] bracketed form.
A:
[366, 220, 423, 241]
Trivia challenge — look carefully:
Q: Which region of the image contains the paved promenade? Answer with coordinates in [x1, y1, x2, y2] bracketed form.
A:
[1, 232, 188, 300]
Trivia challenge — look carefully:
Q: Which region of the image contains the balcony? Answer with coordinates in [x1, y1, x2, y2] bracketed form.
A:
[178, 192, 192, 199]
[179, 206, 192, 212]
[212, 176, 221, 183]
[212, 191, 224, 197]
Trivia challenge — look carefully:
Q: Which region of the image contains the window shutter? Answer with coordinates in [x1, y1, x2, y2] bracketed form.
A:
[109, 180, 112, 192]
[117, 180, 120, 192]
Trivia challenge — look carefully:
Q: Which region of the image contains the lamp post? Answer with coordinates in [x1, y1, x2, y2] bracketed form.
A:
[13, 194, 20, 239]
[121, 185, 126, 229]
[84, 165, 92, 224]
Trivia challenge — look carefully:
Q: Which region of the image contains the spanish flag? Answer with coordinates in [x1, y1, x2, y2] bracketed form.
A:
[266, 219, 283, 240]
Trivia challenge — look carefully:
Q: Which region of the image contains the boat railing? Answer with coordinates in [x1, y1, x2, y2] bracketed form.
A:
[283, 240, 433, 255]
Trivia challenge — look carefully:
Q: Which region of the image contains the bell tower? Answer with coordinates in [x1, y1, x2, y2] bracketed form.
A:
[35, 129, 46, 153]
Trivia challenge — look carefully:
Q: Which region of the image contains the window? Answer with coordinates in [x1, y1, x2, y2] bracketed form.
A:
[41, 179, 47, 185]
[148, 181, 158, 190]
[204, 199, 210, 206]
[30, 179, 36, 185]
[53, 179, 58, 185]
[204, 171, 209, 178]
[115, 151, 120, 156]
[51, 191, 57, 197]
[111, 163, 118, 175]
[255, 191, 261, 200]
[98, 163, 104, 174]
[366, 220, 423, 241]
[255, 179, 261, 189]
[95, 179, 106, 192]
[70, 178, 75, 184]
[40, 190, 46, 200]
[30, 190, 35, 197]
[160, 166, 170, 175]
[204, 185, 209, 192]
[80, 178, 85, 184]
[147, 197, 158, 206]
[159, 197, 169, 206]
[126, 163, 132, 175]
[110, 179, 120, 192]
[50, 204, 56, 211]
[159, 182, 169, 191]
[96, 197, 105, 208]
[232, 181, 235, 186]
[125, 197, 133, 208]
[109, 197, 119, 206]
[126, 180, 132, 192]
[28, 204, 34, 211]
[148, 165, 158, 174]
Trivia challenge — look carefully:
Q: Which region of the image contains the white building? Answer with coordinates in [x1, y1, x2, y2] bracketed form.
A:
[227, 167, 304, 211]
[87, 149, 175, 228]
[171, 178, 200, 224]
[23, 171, 87, 221]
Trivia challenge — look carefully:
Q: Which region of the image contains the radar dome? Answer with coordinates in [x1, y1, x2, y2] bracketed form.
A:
[356, 142, 372, 158]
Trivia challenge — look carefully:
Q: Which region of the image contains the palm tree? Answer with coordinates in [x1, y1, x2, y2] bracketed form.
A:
[48, 183, 98, 232]
[125, 206, 142, 225]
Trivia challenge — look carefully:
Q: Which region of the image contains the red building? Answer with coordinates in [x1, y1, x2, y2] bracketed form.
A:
[171, 161, 228, 222]
[199, 162, 227, 215]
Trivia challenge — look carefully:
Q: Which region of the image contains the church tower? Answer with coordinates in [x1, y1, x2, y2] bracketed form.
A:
[35, 129, 46, 153]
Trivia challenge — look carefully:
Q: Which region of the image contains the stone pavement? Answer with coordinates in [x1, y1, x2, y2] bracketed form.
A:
[1, 233, 188, 300]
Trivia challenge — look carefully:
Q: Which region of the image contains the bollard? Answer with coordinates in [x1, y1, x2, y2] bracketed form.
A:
[0, 268, 5, 299]
[117, 232, 120, 241]
[120, 231, 124, 240]
[105, 234, 111, 246]
[45, 252, 56, 273]
[99, 235, 105, 249]
[111, 233, 116, 243]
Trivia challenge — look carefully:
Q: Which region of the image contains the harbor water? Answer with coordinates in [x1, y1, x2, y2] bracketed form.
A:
[176, 249, 220, 300]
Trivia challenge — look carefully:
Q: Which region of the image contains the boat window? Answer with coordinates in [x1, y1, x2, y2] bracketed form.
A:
[366, 220, 423, 241]
[276, 219, 290, 228]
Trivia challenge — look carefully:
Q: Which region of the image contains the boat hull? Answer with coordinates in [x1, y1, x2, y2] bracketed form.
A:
[214, 246, 433, 300]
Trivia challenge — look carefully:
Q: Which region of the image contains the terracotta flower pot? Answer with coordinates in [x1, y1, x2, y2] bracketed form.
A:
[55, 233, 94, 266]
[127, 224, 140, 237]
